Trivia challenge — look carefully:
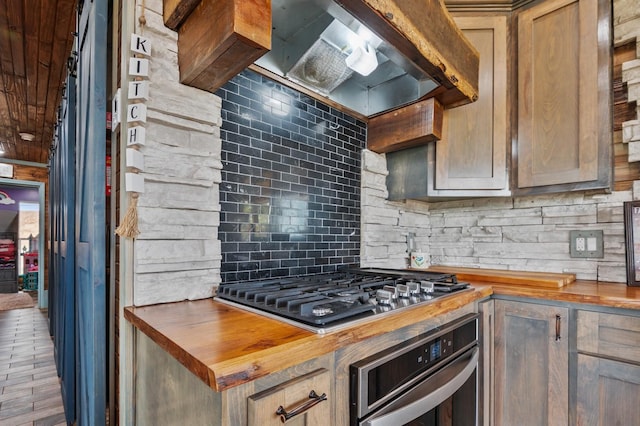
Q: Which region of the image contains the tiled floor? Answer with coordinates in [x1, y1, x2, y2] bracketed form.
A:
[0, 306, 66, 426]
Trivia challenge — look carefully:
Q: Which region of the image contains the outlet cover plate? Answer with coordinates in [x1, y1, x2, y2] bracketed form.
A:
[570, 230, 604, 258]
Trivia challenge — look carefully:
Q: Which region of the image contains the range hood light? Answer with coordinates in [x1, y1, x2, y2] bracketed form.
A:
[345, 44, 378, 76]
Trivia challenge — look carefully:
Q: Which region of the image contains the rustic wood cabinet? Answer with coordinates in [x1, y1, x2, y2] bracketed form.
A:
[576, 354, 640, 426]
[386, 15, 510, 200]
[134, 329, 334, 426]
[430, 15, 510, 197]
[386, 0, 613, 200]
[575, 310, 640, 425]
[515, 0, 611, 194]
[493, 299, 569, 426]
[247, 368, 331, 425]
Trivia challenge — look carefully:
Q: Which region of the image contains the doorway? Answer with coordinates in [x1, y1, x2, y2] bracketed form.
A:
[0, 178, 46, 308]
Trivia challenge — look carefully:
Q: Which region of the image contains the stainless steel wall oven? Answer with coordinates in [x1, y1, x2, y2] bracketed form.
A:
[350, 313, 479, 426]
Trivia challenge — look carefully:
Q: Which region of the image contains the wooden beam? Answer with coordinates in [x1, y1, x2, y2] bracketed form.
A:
[163, 0, 201, 30]
[337, 0, 479, 107]
[177, 0, 271, 92]
[367, 98, 443, 153]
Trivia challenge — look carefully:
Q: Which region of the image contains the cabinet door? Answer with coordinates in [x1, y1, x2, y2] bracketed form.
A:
[433, 16, 509, 194]
[494, 300, 568, 426]
[576, 354, 640, 426]
[247, 368, 330, 426]
[516, 0, 611, 193]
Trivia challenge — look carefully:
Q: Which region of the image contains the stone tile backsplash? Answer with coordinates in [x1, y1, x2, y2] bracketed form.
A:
[216, 70, 365, 283]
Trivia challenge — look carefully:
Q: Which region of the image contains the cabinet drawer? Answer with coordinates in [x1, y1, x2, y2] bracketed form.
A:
[248, 368, 330, 425]
[577, 310, 640, 363]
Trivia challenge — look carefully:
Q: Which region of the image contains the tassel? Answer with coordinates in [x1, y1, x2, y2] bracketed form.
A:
[115, 193, 140, 238]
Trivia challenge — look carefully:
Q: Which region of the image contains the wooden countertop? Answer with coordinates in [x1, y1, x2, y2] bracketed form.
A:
[124, 286, 491, 392]
[488, 279, 640, 309]
[124, 278, 640, 393]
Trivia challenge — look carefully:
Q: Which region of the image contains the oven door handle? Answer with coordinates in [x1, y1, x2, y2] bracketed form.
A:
[363, 347, 479, 426]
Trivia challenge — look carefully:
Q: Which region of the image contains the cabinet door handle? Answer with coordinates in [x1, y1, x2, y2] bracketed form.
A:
[276, 390, 327, 423]
[555, 314, 561, 341]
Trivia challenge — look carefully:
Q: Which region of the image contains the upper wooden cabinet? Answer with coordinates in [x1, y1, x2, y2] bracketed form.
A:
[432, 15, 510, 195]
[385, 14, 510, 200]
[515, 0, 612, 194]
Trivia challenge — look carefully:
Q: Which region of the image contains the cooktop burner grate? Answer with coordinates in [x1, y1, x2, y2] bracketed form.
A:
[215, 268, 471, 333]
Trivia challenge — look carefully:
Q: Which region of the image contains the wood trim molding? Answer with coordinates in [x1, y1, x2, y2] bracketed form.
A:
[444, 0, 536, 12]
[367, 98, 444, 153]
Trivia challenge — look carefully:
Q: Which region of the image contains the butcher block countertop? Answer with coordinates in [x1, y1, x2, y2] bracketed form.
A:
[124, 275, 640, 393]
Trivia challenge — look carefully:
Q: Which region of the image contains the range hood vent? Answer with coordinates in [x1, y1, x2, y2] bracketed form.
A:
[287, 37, 354, 94]
[167, 0, 479, 121]
[255, 0, 440, 117]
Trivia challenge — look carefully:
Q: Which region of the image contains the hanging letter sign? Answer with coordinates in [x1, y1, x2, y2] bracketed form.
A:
[116, 33, 152, 239]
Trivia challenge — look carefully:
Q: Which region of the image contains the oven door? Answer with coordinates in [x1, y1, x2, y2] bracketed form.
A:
[360, 346, 478, 426]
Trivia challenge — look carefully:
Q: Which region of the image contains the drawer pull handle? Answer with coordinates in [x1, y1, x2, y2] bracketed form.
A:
[276, 390, 327, 423]
[555, 314, 561, 341]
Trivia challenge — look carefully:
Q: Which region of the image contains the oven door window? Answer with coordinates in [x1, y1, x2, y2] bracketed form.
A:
[360, 347, 478, 426]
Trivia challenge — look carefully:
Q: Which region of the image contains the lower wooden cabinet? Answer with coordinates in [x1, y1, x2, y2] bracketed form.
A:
[247, 368, 330, 426]
[576, 354, 640, 426]
[575, 310, 640, 425]
[494, 300, 569, 426]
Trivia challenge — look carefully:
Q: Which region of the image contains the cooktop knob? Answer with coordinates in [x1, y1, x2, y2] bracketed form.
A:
[421, 281, 435, 294]
[376, 289, 393, 305]
[383, 285, 398, 298]
[396, 284, 410, 298]
[407, 281, 421, 295]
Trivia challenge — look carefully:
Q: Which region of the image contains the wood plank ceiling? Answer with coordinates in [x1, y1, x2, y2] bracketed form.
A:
[0, 0, 76, 164]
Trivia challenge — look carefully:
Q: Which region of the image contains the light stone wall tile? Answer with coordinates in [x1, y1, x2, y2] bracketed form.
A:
[464, 227, 503, 242]
[362, 150, 388, 174]
[430, 256, 480, 266]
[597, 264, 628, 282]
[629, 141, 640, 162]
[590, 190, 633, 203]
[361, 172, 388, 193]
[627, 79, 640, 104]
[597, 203, 625, 223]
[473, 242, 570, 259]
[139, 181, 220, 210]
[477, 214, 542, 227]
[133, 270, 219, 306]
[623, 120, 640, 144]
[429, 197, 514, 212]
[622, 59, 640, 82]
[129, 1, 223, 305]
[136, 239, 221, 264]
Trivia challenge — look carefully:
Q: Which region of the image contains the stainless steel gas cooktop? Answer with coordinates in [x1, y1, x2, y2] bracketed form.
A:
[215, 268, 471, 334]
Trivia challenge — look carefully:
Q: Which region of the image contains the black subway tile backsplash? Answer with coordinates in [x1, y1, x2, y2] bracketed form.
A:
[217, 70, 365, 283]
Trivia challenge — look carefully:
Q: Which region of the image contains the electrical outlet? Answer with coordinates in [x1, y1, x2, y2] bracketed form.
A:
[570, 230, 604, 258]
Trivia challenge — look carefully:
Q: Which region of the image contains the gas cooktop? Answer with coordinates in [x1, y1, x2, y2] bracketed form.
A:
[215, 268, 471, 333]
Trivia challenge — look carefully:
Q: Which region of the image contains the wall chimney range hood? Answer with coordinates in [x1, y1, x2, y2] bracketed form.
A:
[166, 0, 479, 118]
[255, 0, 441, 116]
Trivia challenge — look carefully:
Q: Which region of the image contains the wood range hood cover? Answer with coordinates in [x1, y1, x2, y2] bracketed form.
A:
[163, 0, 479, 152]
